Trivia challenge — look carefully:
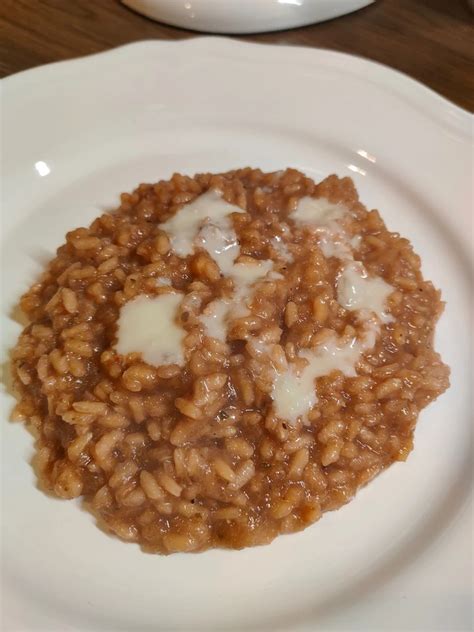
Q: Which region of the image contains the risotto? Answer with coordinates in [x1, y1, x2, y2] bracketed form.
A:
[11, 168, 450, 553]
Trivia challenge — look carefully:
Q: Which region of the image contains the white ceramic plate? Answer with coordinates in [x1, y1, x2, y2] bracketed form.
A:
[1, 39, 472, 631]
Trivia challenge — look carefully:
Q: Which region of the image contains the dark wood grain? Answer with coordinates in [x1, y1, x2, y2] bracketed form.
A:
[1, 0, 473, 111]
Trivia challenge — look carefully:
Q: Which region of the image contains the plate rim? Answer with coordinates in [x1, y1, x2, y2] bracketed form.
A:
[3, 37, 473, 134]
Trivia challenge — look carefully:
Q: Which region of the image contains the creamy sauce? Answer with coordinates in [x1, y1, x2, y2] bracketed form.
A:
[200, 260, 275, 339]
[195, 219, 239, 276]
[116, 293, 185, 366]
[268, 270, 284, 281]
[270, 236, 293, 263]
[292, 196, 352, 260]
[292, 196, 346, 227]
[160, 189, 244, 257]
[337, 262, 393, 323]
[200, 298, 230, 342]
[272, 324, 378, 424]
[291, 196, 393, 320]
[350, 234, 362, 250]
[248, 336, 272, 358]
[317, 232, 353, 260]
[147, 192, 393, 422]
[159, 190, 280, 343]
[230, 260, 275, 318]
[231, 260, 274, 285]
[270, 196, 395, 423]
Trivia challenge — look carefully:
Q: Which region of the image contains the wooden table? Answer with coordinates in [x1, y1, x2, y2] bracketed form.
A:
[1, 0, 473, 111]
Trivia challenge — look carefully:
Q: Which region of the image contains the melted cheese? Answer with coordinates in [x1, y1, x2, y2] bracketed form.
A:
[291, 196, 393, 321]
[200, 261, 275, 339]
[200, 298, 230, 342]
[115, 293, 185, 366]
[270, 235, 293, 262]
[160, 189, 244, 257]
[230, 260, 275, 318]
[317, 232, 353, 259]
[195, 219, 239, 276]
[272, 193, 394, 423]
[292, 196, 353, 260]
[292, 196, 346, 227]
[337, 262, 393, 323]
[160, 189, 279, 343]
[272, 325, 378, 424]
[350, 234, 362, 250]
[231, 260, 273, 285]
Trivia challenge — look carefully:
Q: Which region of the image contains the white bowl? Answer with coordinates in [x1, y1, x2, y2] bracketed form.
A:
[122, 0, 375, 34]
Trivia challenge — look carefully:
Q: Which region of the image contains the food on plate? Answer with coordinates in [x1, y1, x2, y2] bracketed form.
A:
[11, 168, 449, 553]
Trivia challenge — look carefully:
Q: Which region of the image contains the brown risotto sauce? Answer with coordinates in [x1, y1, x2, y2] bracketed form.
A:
[11, 168, 450, 553]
